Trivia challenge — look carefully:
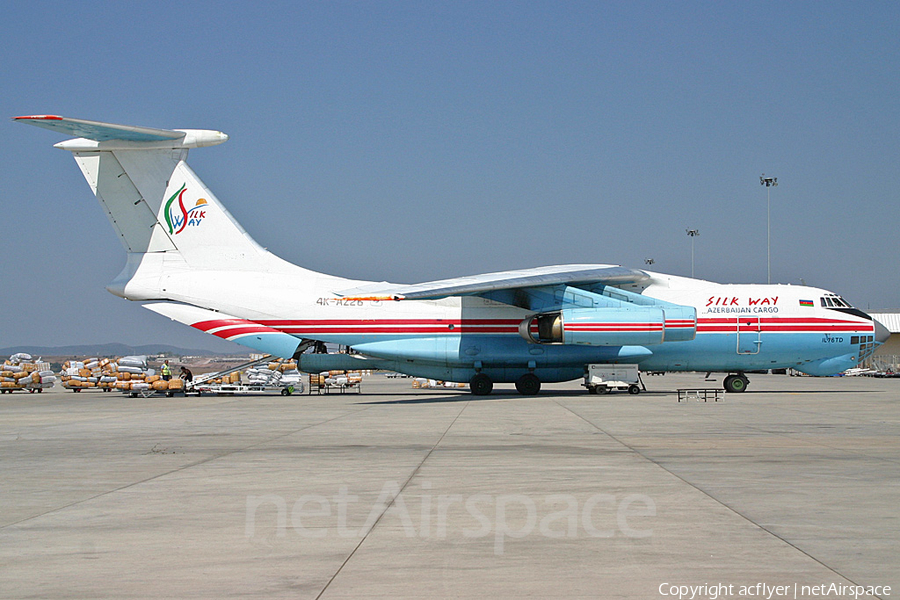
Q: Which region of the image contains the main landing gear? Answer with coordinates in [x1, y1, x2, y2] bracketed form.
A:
[469, 373, 493, 395]
[468, 373, 542, 396]
[515, 373, 541, 396]
[723, 374, 749, 393]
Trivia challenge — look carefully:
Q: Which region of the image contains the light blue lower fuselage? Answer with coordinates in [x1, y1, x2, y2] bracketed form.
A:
[265, 329, 871, 384]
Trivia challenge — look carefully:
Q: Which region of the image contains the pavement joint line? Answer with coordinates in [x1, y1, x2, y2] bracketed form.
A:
[0, 403, 375, 531]
[637, 394, 900, 468]
[314, 399, 470, 600]
[552, 399, 875, 595]
[702, 414, 900, 468]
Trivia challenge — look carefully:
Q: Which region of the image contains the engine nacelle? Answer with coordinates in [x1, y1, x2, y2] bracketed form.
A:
[519, 306, 695, 346]
[656, 305, 697, 342]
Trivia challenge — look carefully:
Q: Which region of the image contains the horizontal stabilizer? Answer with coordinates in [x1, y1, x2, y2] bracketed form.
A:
[14, 115, 227, 149]
[336, 264, 649, 301]
[14, 115, 184, 142]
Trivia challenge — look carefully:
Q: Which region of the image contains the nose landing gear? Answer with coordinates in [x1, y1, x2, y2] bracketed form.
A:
[723, 374, 749, 393]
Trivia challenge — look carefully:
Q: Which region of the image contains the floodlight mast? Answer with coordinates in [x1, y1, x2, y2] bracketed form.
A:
[760, 175, 777, 284]
[685, 229, 699, 277]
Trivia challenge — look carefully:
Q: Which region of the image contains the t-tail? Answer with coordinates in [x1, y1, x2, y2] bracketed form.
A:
[14, 115, 332, 301]
[15, 115, 360, 358]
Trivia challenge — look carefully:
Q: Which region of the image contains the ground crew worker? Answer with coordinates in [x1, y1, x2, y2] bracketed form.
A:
[180, 366, 193, 382]
[161, 360, 172, 381]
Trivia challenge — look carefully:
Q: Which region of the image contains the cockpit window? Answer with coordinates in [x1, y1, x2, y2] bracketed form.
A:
[821, 295, 854, 309]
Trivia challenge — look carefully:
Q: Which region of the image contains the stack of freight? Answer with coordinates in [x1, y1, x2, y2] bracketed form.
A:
[207, 371, 242, 385]
[254, 359, 302, 387]
[115, 356, 184, 393]
[412, 378, 467, 389]
[58, 356, 185, 394]
[60, 357, 118, 391]
[309, 370, 364, 391]
[207, 358, 301, 388]
[112, 356, 152, 392]
[0, 353, 55, 394]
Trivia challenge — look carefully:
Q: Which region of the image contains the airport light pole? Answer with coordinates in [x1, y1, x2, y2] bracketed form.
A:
[760, 174, 777, 284]
[685, 229, 699, 278]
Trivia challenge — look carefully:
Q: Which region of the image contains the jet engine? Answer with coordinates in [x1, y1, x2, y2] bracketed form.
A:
[519, 306, 696, 346]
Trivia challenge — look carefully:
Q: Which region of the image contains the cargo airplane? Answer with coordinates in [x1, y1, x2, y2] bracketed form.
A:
[16, 115, 889, 394]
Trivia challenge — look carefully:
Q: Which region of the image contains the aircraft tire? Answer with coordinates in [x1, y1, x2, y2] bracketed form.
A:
[515, 373, 541, 395]
[724, 375, 749, 393]
[469, 373, 493, 395]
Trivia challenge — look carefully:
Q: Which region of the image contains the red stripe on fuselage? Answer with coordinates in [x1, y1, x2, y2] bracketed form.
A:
[696, 316, 871, 334]
[192, 315, 872, 338]
[258, 319, 521, 326]
[212, 326, 278, 340]
[193, 319, 257, 332]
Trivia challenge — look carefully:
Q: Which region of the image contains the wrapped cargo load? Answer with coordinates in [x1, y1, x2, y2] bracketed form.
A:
[58, 356, 153, 393]
[193, 357, 305, 395]
[119, 356, 147, 368]
[1, 354, 53, 393]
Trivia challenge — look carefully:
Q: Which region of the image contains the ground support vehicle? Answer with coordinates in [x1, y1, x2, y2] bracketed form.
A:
[583, 364, 643, 395]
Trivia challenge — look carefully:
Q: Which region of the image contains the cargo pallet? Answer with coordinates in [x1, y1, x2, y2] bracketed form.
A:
[126, 385, 188, 398]
[308, 372, 361, 394]
[0, 383, 54, 394]
[191, 382, 303, 396]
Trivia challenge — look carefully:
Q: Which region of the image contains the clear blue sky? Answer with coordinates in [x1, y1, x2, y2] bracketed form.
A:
[2, 1, 898, 352]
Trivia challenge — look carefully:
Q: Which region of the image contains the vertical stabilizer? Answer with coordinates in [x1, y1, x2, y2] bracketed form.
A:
[156, 160, 267, 269]
[16, 115, 326, 304]
[16, 115, 272, 270]
[72, 149, 181, 253]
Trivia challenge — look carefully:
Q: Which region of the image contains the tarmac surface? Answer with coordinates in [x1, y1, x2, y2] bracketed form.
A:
[1, 373, 897, 599]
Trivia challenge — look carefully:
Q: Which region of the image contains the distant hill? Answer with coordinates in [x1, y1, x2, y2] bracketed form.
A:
[0, 343, 241, 358]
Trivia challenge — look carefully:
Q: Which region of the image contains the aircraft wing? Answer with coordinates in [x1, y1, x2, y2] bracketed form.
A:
[336, 264, 649, 301]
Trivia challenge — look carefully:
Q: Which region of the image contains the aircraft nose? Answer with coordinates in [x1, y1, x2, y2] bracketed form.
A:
[874, 318, 891, 344]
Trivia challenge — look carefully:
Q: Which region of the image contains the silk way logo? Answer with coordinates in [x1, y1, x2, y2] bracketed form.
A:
[164, 184, 208, 235]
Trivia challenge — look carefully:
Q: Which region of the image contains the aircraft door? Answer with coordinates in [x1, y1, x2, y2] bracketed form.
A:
[737, 315, 761, 354]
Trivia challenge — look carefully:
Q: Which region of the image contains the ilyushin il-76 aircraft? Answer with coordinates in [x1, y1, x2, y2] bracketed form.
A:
[16, 115, 889, 395]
